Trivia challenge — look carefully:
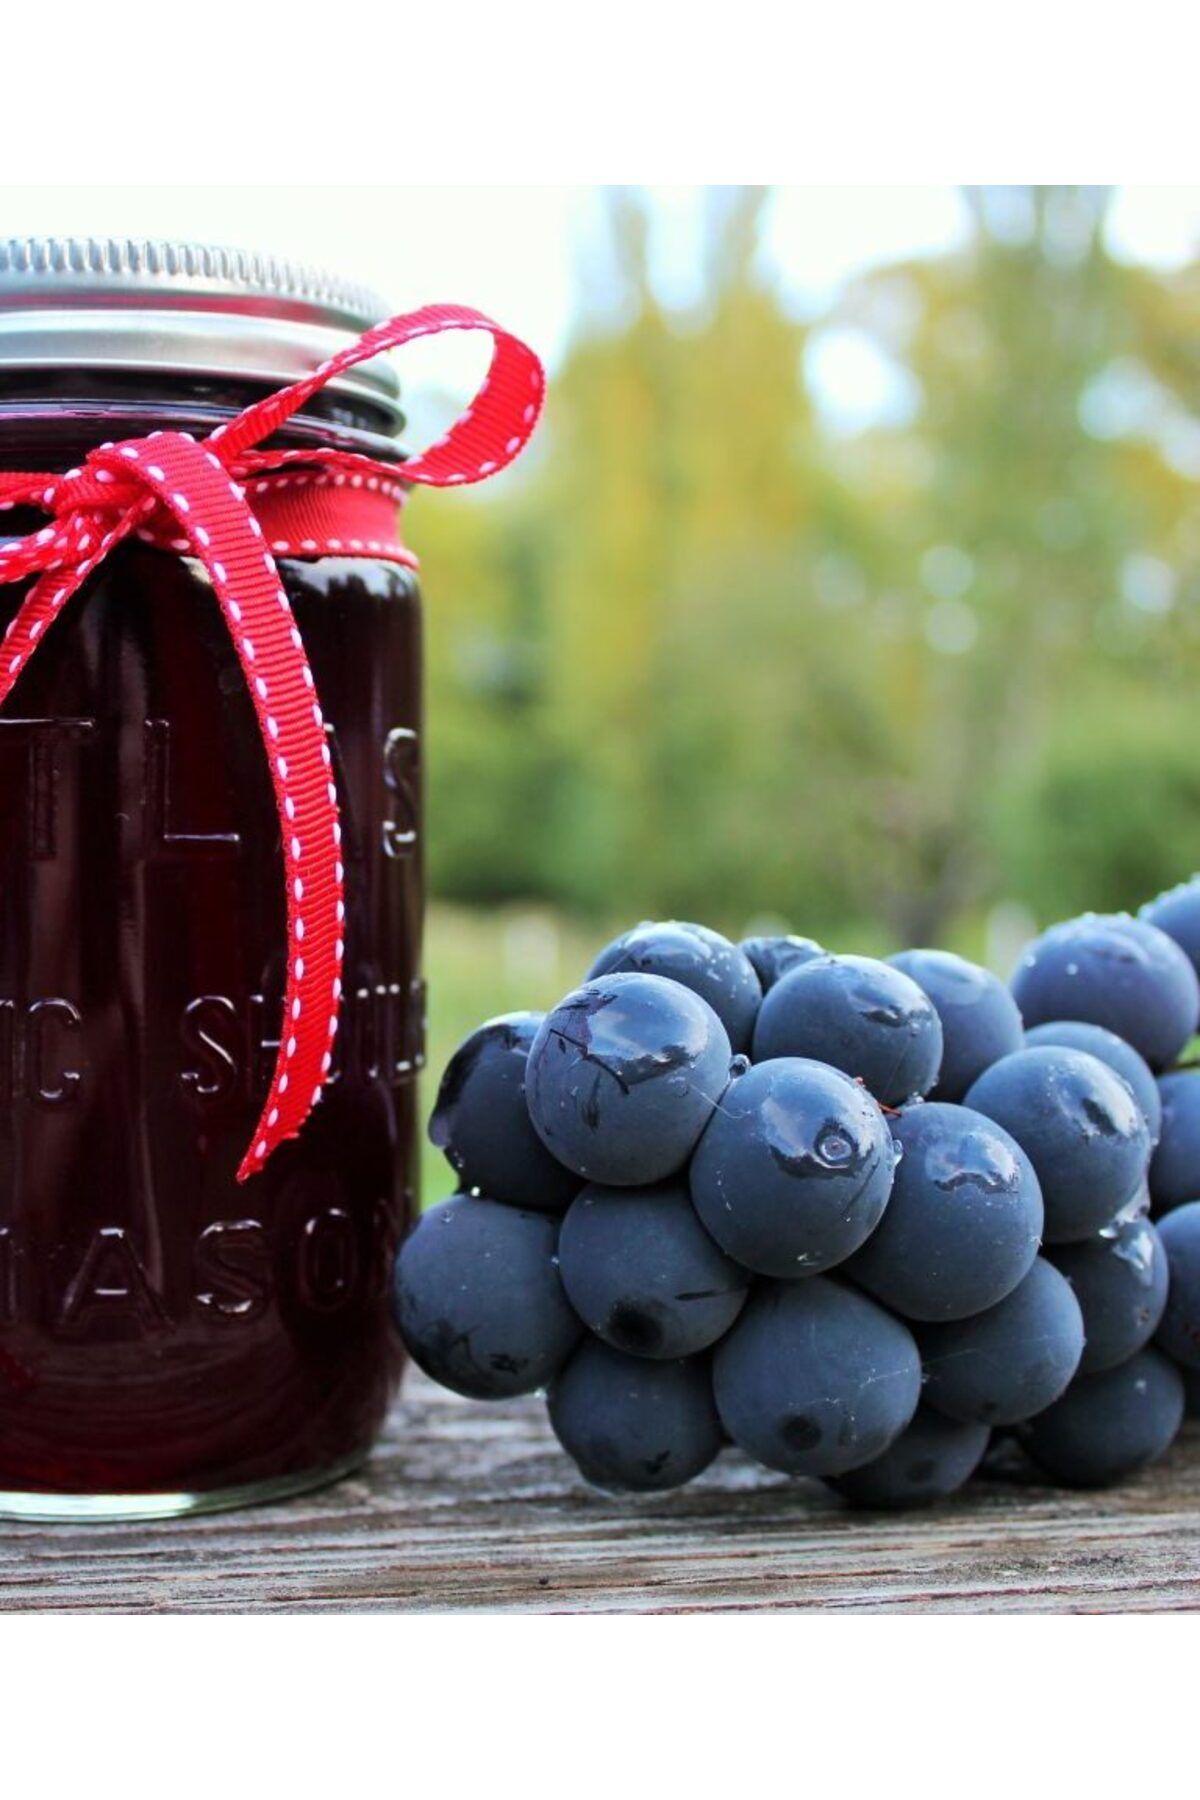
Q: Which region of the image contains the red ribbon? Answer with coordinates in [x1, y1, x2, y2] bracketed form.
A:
[0, 304, 545, 1179]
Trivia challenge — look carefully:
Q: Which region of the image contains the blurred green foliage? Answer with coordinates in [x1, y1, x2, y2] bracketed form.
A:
[416, 186, 1200, 950]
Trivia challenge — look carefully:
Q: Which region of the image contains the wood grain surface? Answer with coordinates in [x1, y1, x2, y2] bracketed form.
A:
[2, 1372, 1198, 1613]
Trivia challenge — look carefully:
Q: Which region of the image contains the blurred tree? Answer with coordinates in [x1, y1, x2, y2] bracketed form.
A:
[539, 186, 823, 910]
[417, 184, 1200, 950]
[843, 189, 1126, 935]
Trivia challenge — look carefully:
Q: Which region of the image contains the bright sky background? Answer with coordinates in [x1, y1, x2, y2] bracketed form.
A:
[2, 186, 1196, 434]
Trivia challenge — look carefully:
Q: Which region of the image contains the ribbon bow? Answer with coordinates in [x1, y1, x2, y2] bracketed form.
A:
[0, 304, 545, 1179]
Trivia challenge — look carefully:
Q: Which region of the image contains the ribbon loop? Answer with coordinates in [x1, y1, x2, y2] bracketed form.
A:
[0, 306, 545, 1177]
[212, 304, 545, 489]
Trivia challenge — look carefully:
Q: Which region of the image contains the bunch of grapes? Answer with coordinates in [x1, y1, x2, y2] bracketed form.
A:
[393, 886, 1200, 1507]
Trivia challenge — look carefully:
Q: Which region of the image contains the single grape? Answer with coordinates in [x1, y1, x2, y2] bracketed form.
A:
[1048, 1202, 1169, 1374]
[712, 1277, 921, 1477]
[1011, 913, 1200, 1070]
[557, 1181, 749, 1359]
[917, 1258, 1085, 1425]
[1018, 1348, 1184, 1488]
[587, 920, 762, 1053]
[888, 948, 1024, 1102]
[1154, 1200, 1200, 1371]
[827, 1406, 991, 1509]
[1025, 1020, 1162, 1145]
[846, 1102, 1043, 1321]
[689, 1057, 896, 1279]
[752, 954, 943, 1106]
[964, 1047, 1150, 1242]
[739, 933, 824, 993]
[547, 1339, 723, 1492]
[1150, 1071, 1200, 1216]
[1183, 1367, 1200, 1419]
[1140, 875, 1200, 979]
[526, 972, 733, 1186]
[428, 1012, 580, 1212]
[391, 1195, 581, 1400]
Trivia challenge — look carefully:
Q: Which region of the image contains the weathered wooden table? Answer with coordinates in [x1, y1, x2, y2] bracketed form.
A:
[2, 1372, 1198, 1612]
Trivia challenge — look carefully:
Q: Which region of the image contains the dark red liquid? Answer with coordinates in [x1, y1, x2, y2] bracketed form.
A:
[0, 398, 420, 1501]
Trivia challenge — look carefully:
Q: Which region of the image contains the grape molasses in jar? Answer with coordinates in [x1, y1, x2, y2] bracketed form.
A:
[0, 239, 543, 1518]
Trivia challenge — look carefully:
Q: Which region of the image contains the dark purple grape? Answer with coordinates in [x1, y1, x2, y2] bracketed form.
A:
[1140, 875, 1200, 979]
[888, 948, 1024, 1102]
[547, 1340, 723, 1492]
[1150, 1072, 1200, 1216]
[846, 1102, 1043, 1322]
[587, 920, 762, 1052]
[1018, 1348, 1184, 1488]
[965, 1047, 1150, 1242]
[1049, 1202, 1169, 1374]
[712, 1277, 921, 1477]
[391, 1195, 581, 1399]
[428, 1012, 580, 1212]
[689, 1057, 896, 1279]
[752, 953, 943, 1106]
[1155, 1200, 1200, 1371]
[739, 933, 824, 992]
[1025, 1020, 1161, 1145]
[917, 1259, 1084, 1425]
[525, 972, 733, 1186]
[1011, 913, 1199, 1070]
[827, 1406, 990, 1509]
[557, 1181, 749, 1359]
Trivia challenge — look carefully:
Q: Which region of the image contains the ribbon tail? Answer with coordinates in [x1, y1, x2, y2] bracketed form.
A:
[92, 434, 345, 1181]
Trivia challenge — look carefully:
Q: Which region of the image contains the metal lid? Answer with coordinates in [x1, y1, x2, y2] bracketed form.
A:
[0, 237, 400, 421]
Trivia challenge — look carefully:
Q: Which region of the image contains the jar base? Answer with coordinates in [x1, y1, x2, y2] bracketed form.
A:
[0, 1449, 368, 1524]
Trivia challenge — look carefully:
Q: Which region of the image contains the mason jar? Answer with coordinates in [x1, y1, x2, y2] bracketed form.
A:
[0, 239, 423, 1518]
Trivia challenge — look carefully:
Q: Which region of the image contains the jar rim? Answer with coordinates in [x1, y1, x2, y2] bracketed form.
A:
[0, 238, 401, 426]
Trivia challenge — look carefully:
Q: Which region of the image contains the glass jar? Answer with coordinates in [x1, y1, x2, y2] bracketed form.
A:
[0, 240, 422, 1518]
